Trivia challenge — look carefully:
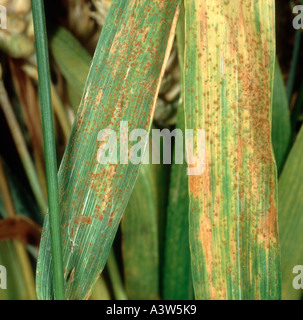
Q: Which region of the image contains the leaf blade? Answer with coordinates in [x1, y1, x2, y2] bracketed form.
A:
[279, 126, 303, 300]
[36, 0, 180, 300]
[122, 164, 159, 300]
[184, 0, 281, 300]
[163, 2, 192, 300]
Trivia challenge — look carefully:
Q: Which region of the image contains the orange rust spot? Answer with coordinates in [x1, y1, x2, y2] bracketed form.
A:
[199, 213, 217, 299]
[94, 213, 104, 222]
[155, 0, 165, 8]
[84, 287, 92, 300]
[265, 196, 278, 238]
[69, 268, 75, 282]
[189, 174, 201, 198]
[74, 215, 92, 225]
[189, 154, 210, 198]
[95, 89, 103, 105]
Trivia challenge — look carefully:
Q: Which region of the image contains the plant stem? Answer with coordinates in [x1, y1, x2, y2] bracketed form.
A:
[31, 0, 65, 300]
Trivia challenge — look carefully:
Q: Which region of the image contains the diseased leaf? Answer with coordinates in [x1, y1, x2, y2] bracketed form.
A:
[184, 0, 281, 299]
[36, 0, 180, 300]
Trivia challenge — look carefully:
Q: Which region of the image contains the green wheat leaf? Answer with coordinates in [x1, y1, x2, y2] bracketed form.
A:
[49, 27, 91, 110]
[36, 0, 180, 300]
[122, 163, 159, 300]
[279, 126, 303, 300]
[163, 2, 192, 300]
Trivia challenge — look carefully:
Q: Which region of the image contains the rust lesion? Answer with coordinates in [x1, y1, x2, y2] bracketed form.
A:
[95, 89, 103, 105]
[198, 213, 217, 299]
[67, 267, 75, 283]
[189, 154, 211, 198]
[155, 0, 166, 9]
[74, 215, 92, 225]
[263, 195, 278, 247]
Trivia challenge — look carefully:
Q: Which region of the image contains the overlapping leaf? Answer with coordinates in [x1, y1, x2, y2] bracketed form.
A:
[163, 3, 192, 300]
[122, 163, 159, 300]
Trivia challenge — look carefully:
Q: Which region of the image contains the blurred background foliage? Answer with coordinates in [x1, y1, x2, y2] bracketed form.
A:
[0, 0, 302, 300]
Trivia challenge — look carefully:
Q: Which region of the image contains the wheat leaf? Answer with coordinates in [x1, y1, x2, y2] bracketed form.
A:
[36, 0, 180, 300]
[122, 163, 159, 300]
[279, 126, 303, 300]
[184, 0, 281, 299]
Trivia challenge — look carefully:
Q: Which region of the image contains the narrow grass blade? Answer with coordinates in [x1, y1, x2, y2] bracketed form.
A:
[36, 0, 180, 300]
[272, 60, 291, 174]
[184, 0, 281, 299]
[122, 163, 159, 300]
[163, 2, 192, 300]
[31, 0, 64, 300]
